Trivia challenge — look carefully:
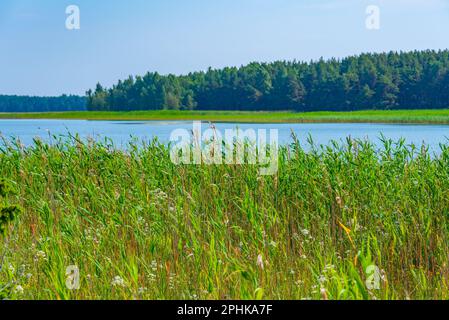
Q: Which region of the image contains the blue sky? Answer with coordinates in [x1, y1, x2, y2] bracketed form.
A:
[0, 0, 448, 96]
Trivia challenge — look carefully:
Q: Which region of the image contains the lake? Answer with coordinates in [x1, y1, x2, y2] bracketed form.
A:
[1, 119, 449, 153]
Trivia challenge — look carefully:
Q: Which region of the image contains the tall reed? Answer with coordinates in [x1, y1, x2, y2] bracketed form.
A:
[1, 135, 448, 300]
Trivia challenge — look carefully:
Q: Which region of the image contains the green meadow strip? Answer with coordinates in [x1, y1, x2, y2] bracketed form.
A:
[1, 109, 449, 124]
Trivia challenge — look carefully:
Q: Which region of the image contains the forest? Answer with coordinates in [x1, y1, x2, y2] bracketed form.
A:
[86, 50, 449, 112]
[0, 95, 86, 113]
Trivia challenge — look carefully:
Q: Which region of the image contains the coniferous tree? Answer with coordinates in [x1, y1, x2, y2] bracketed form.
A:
[85, 50, 449, 112]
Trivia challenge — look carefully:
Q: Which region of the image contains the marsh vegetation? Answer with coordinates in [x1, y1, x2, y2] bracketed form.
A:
[1, 136, 449, 299]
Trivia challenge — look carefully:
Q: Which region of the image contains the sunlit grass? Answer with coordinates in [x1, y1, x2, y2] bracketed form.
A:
[1, 135, 449, 300]
[1, 109, 449, 124]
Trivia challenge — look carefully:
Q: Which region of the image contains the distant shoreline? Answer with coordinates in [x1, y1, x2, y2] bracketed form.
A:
[1, 109, 449, 125]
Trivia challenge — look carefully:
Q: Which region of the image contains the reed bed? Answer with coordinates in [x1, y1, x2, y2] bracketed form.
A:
[1, 135, 449, 300]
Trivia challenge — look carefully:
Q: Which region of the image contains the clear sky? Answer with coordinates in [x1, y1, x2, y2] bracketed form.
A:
[0, 0, 448, 96]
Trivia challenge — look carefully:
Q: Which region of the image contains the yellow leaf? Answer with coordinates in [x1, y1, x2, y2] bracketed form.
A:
[338, 220, 355, 249]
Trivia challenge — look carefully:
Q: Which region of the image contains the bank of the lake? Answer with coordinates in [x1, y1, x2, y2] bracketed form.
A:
[1, 109, 449, 124]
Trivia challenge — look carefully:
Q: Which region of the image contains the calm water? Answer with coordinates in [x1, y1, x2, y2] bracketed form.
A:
[1, 119, 449, 152]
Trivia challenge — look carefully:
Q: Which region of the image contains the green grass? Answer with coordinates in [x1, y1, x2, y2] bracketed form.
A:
[1, 136, 449, 300]
[1, 109, 449, 124]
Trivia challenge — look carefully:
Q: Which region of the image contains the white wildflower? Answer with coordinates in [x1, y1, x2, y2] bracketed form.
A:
[34, 250, 47, 262]
[111, 276, 126, 288]
[13, 285, 24, 295]
[151, 189, 168, 201]
[138, 287, 147, 294]
[169, 272, 176, 289]
[148, 273, 157, 282]
[151, 260, 158, 272]
[318, 275, 327, 284]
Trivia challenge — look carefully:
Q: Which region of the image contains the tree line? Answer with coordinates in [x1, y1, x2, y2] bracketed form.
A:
[87, 50, 449, 112]
[0, 95, 86, 113]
